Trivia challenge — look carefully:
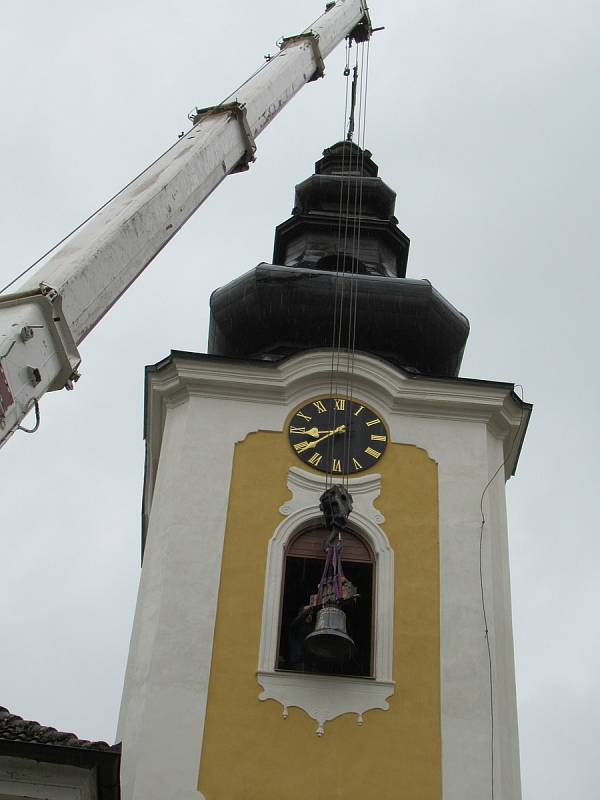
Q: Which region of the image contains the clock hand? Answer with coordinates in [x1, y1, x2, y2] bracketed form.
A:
[295, 425, 346, 452]
[304, 427, 344, 438]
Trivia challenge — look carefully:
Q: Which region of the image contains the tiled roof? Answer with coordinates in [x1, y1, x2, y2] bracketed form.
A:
[0, 706, 119, 751]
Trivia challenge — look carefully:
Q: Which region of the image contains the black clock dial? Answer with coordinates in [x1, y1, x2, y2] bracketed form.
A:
[287, 397, 388, 474]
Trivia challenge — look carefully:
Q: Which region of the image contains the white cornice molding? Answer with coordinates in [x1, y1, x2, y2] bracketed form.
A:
[144, 351, 530, 511]
[147, 351, 524, 425]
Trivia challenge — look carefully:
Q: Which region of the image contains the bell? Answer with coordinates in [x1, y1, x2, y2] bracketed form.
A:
[304, 606, 356, 665]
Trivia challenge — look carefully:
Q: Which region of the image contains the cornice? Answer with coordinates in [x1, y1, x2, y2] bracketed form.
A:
[143, 350, 531, 510]
[141, 350, 531, 553]
[147, 350, 526, 421]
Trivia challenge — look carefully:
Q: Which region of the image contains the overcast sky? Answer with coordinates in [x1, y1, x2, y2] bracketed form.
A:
[1, 1, 599, 798]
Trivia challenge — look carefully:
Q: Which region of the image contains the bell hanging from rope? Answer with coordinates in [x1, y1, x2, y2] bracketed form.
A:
[304, 605, 356, 666]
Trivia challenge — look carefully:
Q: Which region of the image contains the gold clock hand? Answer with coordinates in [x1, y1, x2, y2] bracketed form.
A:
[308, 424, 347, 448]
[304, 427, 345, 438]
[293, 425, 346, 453]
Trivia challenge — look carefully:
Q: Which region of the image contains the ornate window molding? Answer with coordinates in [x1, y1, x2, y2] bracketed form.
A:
[257, 467, 395, 735]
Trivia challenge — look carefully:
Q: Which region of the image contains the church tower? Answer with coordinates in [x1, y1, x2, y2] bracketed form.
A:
[117, 141, 530, 800]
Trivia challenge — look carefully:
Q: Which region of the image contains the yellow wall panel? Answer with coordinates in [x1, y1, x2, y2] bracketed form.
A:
[198, 431, 440, 799]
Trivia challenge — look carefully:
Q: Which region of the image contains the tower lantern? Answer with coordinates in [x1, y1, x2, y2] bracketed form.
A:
[117, 140, 530, 800]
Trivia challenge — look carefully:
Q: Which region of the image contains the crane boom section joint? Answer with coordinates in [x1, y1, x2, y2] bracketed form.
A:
[191, 102, 257, 173]
[279, 32, 326, 82]
[0, 288, 81, 444]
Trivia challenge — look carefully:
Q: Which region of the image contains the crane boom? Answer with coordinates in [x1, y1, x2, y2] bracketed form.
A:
[0, 0, 371, 449]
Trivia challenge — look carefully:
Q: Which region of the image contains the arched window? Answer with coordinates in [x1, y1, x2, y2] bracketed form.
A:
[257, 473, 394, 733]
[276, 524, 375, 678]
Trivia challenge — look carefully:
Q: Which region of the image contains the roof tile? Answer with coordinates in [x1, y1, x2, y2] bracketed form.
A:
[0, 706, 119, 751]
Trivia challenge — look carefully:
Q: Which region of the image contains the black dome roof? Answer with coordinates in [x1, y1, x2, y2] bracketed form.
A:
[208, 143, 469, 377]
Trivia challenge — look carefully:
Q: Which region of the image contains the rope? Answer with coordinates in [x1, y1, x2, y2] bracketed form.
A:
[333, 46, 360, 410]
[324, 39, 370, 489]
[317, 537, 345, 605]
[336, 40, 369, 487]
[326, 38, 352, 489]
[342, 40, 368, 486]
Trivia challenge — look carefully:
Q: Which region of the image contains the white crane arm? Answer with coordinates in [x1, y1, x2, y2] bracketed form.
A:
[0, 0, 371, 449]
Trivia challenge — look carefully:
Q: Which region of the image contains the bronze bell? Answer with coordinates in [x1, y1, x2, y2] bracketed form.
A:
[304, 605, 356, 665]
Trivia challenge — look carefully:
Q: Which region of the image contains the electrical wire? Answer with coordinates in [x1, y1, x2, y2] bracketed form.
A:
[16, 399, 40, 434]
[0, 130, 189, 296]
[217, 48, 285, 108]
[478, 384, 526, 800]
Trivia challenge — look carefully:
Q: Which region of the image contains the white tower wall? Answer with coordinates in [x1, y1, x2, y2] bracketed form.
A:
[117, 350, 527, 800]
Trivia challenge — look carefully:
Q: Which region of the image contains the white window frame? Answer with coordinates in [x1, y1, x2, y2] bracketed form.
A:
[256, 466, 395, 735]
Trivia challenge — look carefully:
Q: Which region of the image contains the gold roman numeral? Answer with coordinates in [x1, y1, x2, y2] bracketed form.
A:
[296, 410, 312, 422]
[332, 458, 342, 472]
[354, 405, 364, 416]
[308, 452, 323, 467]
[364, 447, 381, 459]
[334, 398, 345, 411]
[366, 417, 381, 427]
[294, 441, 311, 453]
[289, 426, 306, 434]
[313, 400, 327, 413]
[352, 458, 363, 470]
[370, 434, 387, 442]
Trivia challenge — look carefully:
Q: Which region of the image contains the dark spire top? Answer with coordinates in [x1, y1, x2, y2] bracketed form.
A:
[273, 141, 408, 279]
[315, 141, 378, 177]
[208, 142, 469, 377]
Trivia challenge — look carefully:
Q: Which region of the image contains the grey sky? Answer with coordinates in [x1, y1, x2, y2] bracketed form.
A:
[1, 1, 599, 798]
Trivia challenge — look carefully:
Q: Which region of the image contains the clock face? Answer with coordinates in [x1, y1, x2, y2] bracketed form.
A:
[287, 397, 388, 474]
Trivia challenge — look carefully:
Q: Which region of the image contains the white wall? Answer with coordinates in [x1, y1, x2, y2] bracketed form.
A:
[118, 350, 526, 800]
